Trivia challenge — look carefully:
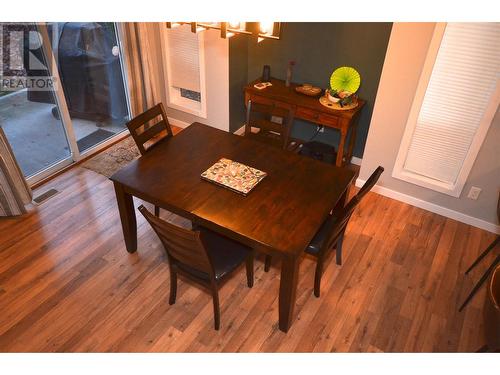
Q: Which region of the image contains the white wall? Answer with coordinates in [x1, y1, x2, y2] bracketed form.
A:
[359, 22, 500, 234]
[150, 23, 229, 131]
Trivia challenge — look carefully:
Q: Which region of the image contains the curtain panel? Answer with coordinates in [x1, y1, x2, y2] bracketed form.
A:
[0, 126, 32, 216]
[121, 23, 162, 117]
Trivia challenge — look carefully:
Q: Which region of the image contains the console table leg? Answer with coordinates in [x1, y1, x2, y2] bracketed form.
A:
[336, 128, 347, 167]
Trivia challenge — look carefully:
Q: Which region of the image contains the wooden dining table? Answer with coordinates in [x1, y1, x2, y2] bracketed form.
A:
[110, 122, 355, 332]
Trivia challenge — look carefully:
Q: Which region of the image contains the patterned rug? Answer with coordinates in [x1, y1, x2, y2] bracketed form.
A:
[82, 136, 140, 178]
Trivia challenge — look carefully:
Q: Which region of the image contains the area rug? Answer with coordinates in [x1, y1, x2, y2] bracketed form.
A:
[82, 136, 140, 178]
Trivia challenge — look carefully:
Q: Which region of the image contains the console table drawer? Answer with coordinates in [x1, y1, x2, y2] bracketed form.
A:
[246, 93, 293, 111]
[296, 107, 339, 127]
[246, 93, 275, 107]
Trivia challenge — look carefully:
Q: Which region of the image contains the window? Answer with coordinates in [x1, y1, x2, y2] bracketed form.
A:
[393, 23, 500, 197]
[163, 24, 207, 117]
[180, 88, 201, 102]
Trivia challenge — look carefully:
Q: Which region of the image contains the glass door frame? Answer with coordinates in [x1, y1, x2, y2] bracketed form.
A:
[26, 22, 132, 185]
[75, 22, 132, 160]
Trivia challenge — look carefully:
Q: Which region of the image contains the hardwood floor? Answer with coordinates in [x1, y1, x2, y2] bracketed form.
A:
[0, 155, 496, 352]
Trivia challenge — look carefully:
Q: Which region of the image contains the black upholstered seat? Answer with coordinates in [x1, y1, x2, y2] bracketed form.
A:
[177, 228, 252, 281]
[305, 215, 337, 256]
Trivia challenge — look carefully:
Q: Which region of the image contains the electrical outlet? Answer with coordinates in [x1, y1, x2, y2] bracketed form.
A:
[270, 116, 283, 124]
[467, 186, 481, 200]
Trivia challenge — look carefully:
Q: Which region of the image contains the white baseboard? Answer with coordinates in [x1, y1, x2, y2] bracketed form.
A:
[356, 178, 500, 234]
[351, 156, 362, 166]
[168, 117, 191, 129]
[234, 125, 245, 135]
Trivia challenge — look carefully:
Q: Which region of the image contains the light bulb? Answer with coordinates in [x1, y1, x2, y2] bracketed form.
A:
[259, 21, 274, 34]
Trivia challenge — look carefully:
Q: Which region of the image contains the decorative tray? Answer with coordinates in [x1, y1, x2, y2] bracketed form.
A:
[295, 84, 322, 97]
[201, 158, 267, 196]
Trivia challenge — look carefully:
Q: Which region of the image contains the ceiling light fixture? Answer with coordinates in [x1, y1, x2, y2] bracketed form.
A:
[166, 22, 280, 41]
[257, 21, 281, 43]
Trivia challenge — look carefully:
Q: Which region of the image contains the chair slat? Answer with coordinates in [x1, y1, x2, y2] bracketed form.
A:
[136, 120, 168, 145]
[126, 103, 173, 155]
[127, 105, 164, 130]
[253, 119, 284, 134]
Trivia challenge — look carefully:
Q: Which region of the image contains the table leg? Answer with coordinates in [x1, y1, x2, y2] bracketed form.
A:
[113, 181, 137, 253]
[279, 255, 300, 332]
[336, 128, 347, 167]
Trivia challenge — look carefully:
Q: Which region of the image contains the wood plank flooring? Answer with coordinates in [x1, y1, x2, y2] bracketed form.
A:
[0, 145, 496, 352]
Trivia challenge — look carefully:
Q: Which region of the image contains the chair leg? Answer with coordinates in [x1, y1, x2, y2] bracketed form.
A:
[336, 234, 344, 266]
[314, 255, 324, 298]
[211, 287, 221, 330]
[459, 254, 500, 312]
[264, 255, 272, 272]
[465, 236, 499, 274]
[169, 269, 177, 305]
[154, 205, 160, 217]
[246, 253, 254, 288]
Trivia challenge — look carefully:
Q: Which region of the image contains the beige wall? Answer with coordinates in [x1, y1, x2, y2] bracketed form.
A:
[147, 23, 229, 131]
[359, 22, 500, 232]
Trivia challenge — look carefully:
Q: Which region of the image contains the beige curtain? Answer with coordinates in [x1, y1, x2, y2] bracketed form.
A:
[121, 23, 162, 117]
[0, 126, 32, 216]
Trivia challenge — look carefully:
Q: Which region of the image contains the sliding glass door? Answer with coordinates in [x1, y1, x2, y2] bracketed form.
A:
[0, 22, 130, 184]
[0, 23, 73, 180]
[45, 22, 130, 154]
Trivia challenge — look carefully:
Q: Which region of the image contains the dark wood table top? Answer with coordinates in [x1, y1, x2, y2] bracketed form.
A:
[245, 78, 365, 120]
[110, 123, 355, 257]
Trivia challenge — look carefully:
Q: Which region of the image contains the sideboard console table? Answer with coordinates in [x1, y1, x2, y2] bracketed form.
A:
[244, 78, 365, 167]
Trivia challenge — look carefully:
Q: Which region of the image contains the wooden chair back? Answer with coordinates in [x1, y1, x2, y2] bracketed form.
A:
[484, 264, 500, 349]
[320, 166, 384, 254]
[245, 100, 293, 149]
[138, 205, 214, 277]
[127, 103, 173, 155]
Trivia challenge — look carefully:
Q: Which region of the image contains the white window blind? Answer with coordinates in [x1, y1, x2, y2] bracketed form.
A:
[400, 22, 500, 189]
[165, 25, 201, 92]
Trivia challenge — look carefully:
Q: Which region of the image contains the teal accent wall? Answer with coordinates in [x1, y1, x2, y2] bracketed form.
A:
[229, 22, 392, 158]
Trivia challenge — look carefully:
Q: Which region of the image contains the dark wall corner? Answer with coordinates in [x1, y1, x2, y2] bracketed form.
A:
[228, 36, 249, 133]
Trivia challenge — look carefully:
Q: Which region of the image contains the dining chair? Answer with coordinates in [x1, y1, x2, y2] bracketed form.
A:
[479, 264, 500, 352]
[459, 192, 500, 312]
[264, 166, 384, 297]
[244, 100, 294, 150]
[127, 103, 173, 216]
[138, 205, 255, 330]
